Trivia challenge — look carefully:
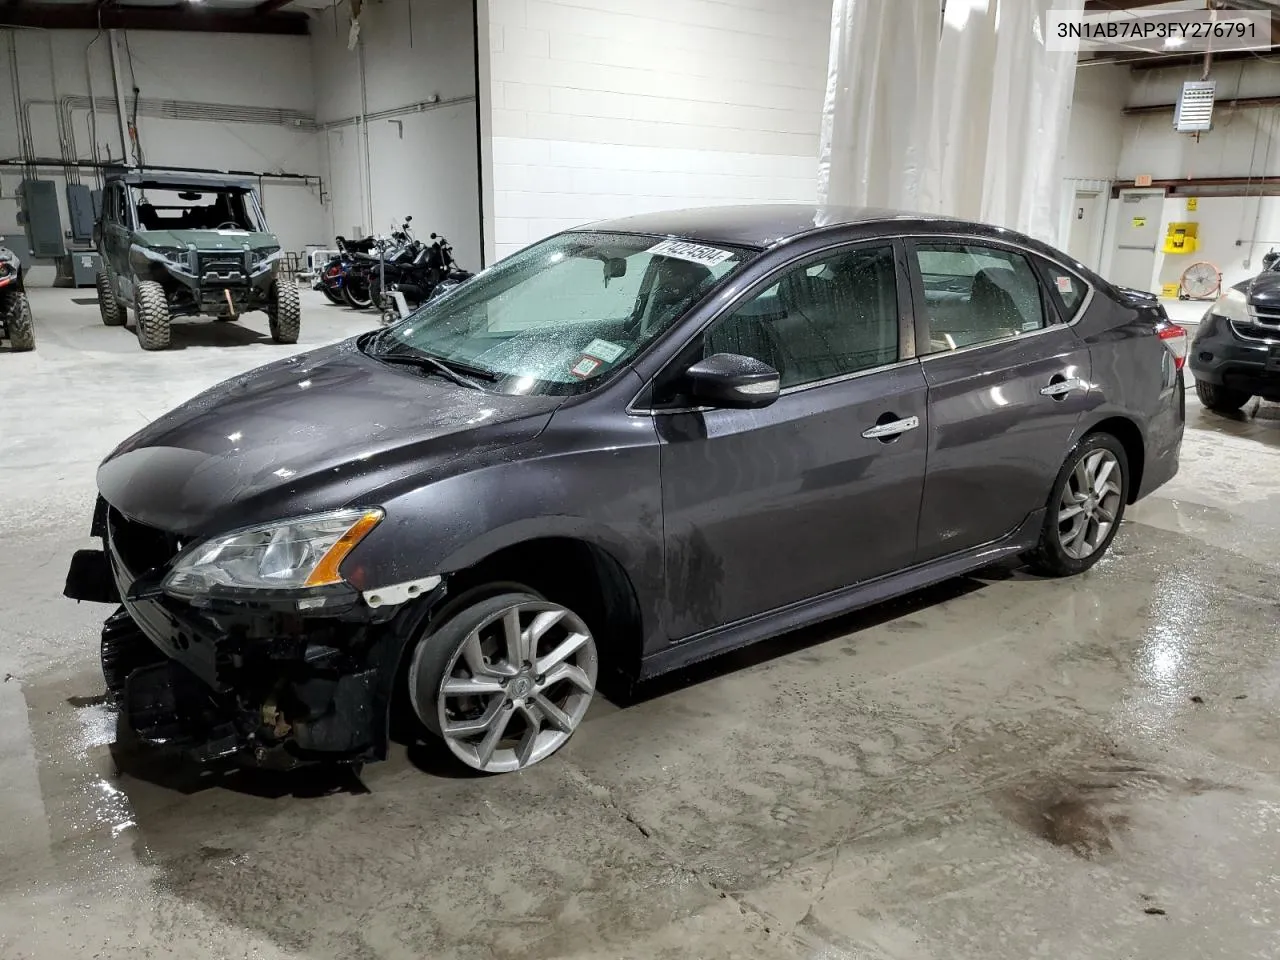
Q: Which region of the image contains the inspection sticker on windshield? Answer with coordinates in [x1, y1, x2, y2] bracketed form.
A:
[569, 356, 602, 379]
[646, 239, 734, 267]
[583, 338, 626, 363]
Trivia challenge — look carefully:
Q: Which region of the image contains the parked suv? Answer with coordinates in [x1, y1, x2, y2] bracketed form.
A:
[95, 172, 300, 350]
[65, 206, 1185, 776]
[1190, 254, 1280, 411]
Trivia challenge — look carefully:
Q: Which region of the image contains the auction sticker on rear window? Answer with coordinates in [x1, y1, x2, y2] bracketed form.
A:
[646, 238, 734, 267]
[1056, 276, 1073, 294]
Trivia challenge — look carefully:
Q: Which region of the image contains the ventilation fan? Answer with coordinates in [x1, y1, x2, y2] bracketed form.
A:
[1179, 261, 1221, 300]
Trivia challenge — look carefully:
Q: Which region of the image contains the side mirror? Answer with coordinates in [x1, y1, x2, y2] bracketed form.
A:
[684, 353, 780, 409]
[1264, 251, 1279, 270]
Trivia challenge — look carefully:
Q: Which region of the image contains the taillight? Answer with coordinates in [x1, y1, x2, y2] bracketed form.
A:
[1157, 321, 1187, 370]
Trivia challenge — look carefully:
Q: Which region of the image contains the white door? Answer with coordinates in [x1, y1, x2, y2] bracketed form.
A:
[1109, 190, 1164, 291]
[1067, 192, 1100, 267]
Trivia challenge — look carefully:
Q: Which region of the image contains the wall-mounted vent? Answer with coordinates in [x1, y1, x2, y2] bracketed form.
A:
[1174, 80, 1216, 133]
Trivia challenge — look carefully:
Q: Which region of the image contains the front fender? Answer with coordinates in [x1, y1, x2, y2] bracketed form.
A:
[342, 396, 666, 653]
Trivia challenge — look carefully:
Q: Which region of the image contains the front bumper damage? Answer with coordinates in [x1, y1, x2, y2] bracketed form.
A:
[65, 499, 444, 769]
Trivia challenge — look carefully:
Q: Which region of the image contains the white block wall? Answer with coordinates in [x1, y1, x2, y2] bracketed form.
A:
[311, 0, 483, 270]
[481, 0, 832, 260]
[0, 29, 326, 270]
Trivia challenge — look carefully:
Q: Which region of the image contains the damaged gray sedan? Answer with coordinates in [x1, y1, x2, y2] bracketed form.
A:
[64, 206, 1184, 775]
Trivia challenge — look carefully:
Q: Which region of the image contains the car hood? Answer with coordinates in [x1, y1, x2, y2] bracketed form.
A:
[136, 229, 279, 251]
[1239, 269, 1280, 306]
[98, 339, 562, 536]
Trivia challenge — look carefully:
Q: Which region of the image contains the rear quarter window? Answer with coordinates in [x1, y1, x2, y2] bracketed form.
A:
[1041, 262, 1089, 319]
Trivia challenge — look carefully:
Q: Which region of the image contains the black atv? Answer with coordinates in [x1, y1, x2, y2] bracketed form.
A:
[0, 245, 34, 352]
[95, 172, 300, 351]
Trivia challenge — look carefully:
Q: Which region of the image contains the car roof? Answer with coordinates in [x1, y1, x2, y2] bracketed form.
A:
[577, 203, 1054, 255]
[105, 170, 256, 190]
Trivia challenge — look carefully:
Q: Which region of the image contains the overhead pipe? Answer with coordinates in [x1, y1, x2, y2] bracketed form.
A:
[106, 30, 132, 167]
[357, 36, 374, 236]
[319, 94, 475, 130]
[0, 157, 322, 191]
[19, 95, 319, 181]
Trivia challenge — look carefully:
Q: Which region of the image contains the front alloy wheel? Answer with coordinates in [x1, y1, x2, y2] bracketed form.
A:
[409, 592, 598, 774]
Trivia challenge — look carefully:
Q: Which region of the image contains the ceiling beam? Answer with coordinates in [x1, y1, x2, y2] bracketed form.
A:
[0, 4, 310, 35]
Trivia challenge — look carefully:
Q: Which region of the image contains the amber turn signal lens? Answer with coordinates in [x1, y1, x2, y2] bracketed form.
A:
[304, 510, 382, 587]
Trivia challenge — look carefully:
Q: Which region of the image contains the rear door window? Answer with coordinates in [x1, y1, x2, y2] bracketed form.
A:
[912, 243, 1049, 353]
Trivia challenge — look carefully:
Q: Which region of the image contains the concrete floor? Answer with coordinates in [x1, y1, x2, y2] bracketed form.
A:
[3, 286, 1280, 960]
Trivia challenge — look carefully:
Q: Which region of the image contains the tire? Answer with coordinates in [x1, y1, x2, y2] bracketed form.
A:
[96, 270, 125, 326]
[133, 280, 171, 351]
[1028, 433, 1130, 577]
[407, 590, 598, 774]
[2, 290, 35, 351]
[343, 280, 373, 310]
[266, 278, 301, 344]
[322, 284, 344, 305]
[1194, 378, 1250, 413]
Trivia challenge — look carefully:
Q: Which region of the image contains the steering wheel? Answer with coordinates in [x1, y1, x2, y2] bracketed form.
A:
[215, 221, 241, 230]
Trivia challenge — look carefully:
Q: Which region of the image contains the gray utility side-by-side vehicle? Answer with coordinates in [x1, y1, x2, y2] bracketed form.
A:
[0, 244, 35, 352]
[95, 172, 300, 351]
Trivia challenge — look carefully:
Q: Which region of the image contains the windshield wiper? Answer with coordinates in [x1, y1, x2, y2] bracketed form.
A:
[375, 352, 490, 391]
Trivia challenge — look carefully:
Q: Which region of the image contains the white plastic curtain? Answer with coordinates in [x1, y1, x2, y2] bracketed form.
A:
[818, 0, 1083, 246]
[817, 0, 939, 210]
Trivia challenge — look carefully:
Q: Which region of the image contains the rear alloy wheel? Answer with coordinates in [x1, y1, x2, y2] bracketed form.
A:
[96, 270, 125, 326]
[409, 592, 598, 774]
[133, 280, 171, 351]
[1, 289, 35, 351]
[266, 278, 301, 344]
[1194, 378, 1250, 413]
[1030, 433, 1129, 577]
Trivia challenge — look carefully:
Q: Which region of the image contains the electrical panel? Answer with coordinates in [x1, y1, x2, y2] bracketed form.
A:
[1174, 80, 1216, 133]
[17, 180, 66, 258]
[66, 184, 96, 243]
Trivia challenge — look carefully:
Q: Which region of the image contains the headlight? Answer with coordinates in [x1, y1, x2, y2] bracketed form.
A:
[153, 247, 186, 262]
[251, 246, 281, 267]
[162, 508, 382, 600]
[0, 260, 15, 283]
[1209, 287, 1249, 324]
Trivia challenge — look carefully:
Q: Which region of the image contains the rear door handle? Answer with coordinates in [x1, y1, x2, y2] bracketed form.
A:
[861, 415, 920, 440]
[1040, 377, 1086, 397]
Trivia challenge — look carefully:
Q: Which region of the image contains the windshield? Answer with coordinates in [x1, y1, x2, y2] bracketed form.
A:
[365, 231, 754, 395]
[130, 185, 265, 233]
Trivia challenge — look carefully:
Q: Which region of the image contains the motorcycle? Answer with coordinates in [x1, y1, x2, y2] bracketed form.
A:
[370, 230, 475, 324]
[343, 219, 421, 310]
[318, 235, 378, 306]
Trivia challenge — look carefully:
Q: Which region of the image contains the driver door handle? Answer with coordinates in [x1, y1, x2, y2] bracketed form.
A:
[1040, 377, 1086, 397]
[861, 415, 920, 440]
